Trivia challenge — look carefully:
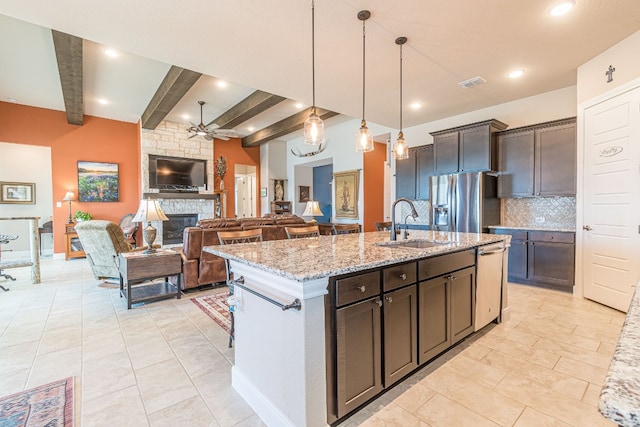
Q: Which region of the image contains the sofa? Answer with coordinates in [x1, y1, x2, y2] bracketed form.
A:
[172, 214, 315, 291]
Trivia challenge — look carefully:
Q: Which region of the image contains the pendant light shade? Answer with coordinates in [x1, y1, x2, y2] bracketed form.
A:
[394, 36, 409, 160]
[355, 10, 374, 153]
[304, 0, 325, 146]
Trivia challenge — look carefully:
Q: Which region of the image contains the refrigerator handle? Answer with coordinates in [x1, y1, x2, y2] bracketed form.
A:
[449, 174, 457, 232]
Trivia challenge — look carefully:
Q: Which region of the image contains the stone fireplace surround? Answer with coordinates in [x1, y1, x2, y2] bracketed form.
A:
[141, 120, 216, 246]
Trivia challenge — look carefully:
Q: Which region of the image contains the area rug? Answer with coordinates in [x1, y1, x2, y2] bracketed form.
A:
[0, 377, 73, 427]
[191, 293, 231, 335]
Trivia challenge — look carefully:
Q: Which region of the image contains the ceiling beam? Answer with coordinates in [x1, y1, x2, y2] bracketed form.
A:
[51, 30, 83, 126]
[242, 108, 339, 147]
[141, 66, 202, 129]
[205, 90, 286, 129]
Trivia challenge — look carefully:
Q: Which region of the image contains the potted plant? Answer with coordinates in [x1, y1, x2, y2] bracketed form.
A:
[74, 210, 93, 222]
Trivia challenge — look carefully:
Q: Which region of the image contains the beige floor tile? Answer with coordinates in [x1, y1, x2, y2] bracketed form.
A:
[582, 382, 603, 407]
[28, 345, 82, 387]
[553, 357, 608, 386]
[82, 385, 149, 427]
[0, 367, 29, 396]
[37, 325, 82, 355]
[232, 414, 268, 427]
[392, 382, 437, 414]
[513, 406, 571, 426]
[82, 350, 137, 402]
[125, 334, 175, 370]
[0, 340, 39, 376]
[136, 358, 200, 414]
[360, 403, 429, 427]
[414, 393, 499, 427]
[445, 354, 507, 389]
[489, 323, 540, 347]
[476, 333, 560, 369]
[597, 340, 618, 357]
[534, 337, 613, 369]
[148, 395, 219, 427]
[572, 323, 623, 344]
[459, 342, 492, 361]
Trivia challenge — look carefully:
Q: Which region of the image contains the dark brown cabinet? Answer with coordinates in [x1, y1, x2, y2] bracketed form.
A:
[395, 145, 434, 200]
[432, 119, 508, 175]
[492, 228, 575, 290]
[497, 117, 576, 197]
[450, 266, 476, 344]
[383, 285, 418, 386]
[418, 276, 449, 364]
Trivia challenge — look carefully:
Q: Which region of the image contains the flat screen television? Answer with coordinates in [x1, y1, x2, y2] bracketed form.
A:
[148, 154, 207, 192]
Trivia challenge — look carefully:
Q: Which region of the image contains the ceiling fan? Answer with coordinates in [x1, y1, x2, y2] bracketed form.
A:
[186, 101, 238, 141]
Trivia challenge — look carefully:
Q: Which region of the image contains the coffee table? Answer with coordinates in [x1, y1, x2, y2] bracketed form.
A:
[118, 249, 181, 309]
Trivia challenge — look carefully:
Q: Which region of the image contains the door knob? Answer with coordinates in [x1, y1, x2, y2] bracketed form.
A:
[583, 225, 593, 231]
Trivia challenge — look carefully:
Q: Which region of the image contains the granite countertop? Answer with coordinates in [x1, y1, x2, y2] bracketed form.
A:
[204, 230, 509, 282]
[599, 282, 640, 426]
[488, 225, 576, 233]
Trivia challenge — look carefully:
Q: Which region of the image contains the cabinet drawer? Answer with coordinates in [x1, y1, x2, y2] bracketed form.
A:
[492, 228, 527, 240]
[336, 271, 381, 307]
[383, 263, 417, 292]
[419, 249, 475, 281]
[529, 231, 574, 244]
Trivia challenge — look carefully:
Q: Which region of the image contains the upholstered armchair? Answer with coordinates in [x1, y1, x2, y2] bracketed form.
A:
[74, 220, 137, 280]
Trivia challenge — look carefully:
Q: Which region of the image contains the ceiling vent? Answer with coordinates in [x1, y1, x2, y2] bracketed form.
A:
[458, 76, 487, 89]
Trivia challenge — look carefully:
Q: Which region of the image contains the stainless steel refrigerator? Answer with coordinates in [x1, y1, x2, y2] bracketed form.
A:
[430, 172, 500, 233]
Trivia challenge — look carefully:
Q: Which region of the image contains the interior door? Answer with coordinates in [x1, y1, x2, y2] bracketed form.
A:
[583, 85, 640, 312]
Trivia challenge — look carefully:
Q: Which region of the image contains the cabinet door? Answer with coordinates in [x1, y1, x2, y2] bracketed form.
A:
[535, 122, 576, 196]
[507, 239, 528, 282]
[383, 286, 418, 386]
[450, 266, 475, 344]
[528, 241, 575, 289]
[418, 276, 450, 364]
[395, 148, 416, 199]
[416, 145, 434, 200]
[336, 297, 383, 418]
[460, 125, 492, 172]
[434, 132, 459, 174]
[497, 130, 535, 197]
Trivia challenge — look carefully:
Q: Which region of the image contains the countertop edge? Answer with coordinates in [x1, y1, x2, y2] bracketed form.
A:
[488, 225, 576, 233]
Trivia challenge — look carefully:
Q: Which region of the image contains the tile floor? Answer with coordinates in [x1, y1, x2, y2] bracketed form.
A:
[0, 256, 624, 426]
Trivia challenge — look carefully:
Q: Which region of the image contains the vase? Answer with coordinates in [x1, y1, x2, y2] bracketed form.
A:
[220, 180, 224, 190]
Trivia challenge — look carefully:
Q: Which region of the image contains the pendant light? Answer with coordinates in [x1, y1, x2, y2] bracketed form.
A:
[355, 10, 373, 153]
[304, 0, 325, 146]
[394, 36, 409, 160]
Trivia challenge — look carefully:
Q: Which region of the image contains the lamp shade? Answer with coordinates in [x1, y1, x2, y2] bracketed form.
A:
[62, 191, 75, 201]
[302, 200, 323, 217]
[132, 199, 169, 223]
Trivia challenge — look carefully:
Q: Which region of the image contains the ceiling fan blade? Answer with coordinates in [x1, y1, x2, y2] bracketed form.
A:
[215, 135, 231, 141]
[205, 134, 214, 141]
[188, 133, 197, 139]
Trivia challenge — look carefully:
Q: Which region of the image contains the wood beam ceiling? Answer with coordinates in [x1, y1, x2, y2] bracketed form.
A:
[141, 66, 202, 129]
[205, 90, 286, 129]
[51, 30, 83, 125]
[242, 107, 339, 147]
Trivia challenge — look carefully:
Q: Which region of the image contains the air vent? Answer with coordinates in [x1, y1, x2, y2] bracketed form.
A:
[458, 76, 487, 89]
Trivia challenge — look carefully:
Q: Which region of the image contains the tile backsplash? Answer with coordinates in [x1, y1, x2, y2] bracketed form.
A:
[401, 200, 431, 225]
[501, 197, 576, 229]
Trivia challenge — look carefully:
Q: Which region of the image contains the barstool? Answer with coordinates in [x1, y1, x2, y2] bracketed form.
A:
[0, 234, 19, 291]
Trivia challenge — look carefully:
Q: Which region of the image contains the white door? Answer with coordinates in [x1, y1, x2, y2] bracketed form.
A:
[583, 86, 640, 312]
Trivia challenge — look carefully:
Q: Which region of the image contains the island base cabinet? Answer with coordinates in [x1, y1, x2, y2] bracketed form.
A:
[383, 286, 418, 387]
[450, 267, 476, 344]
[418, 276, 450, 364]
[335, 297, 383, 419]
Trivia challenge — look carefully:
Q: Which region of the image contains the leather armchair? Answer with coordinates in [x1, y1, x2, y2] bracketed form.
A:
[75, 220, 136, 280]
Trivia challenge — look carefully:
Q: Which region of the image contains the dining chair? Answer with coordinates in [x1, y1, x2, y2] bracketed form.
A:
[217, 228, 263, 348]
[375, 221, 393, 231]
[332, 223, 361, 235]
[285, 225, 320, 239]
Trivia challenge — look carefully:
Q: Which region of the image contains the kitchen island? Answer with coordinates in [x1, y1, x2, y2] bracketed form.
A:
[205, 230, 510, 426]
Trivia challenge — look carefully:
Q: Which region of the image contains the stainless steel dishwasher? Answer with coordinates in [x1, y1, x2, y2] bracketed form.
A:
[475, 241, 505, 331]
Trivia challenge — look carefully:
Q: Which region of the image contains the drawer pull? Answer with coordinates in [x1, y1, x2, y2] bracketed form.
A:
[385, 296, 393, 303]
[373, 299, 382, 307]
[399, 273, 407, 280]
[448, 275, 456, 281]
[358, 285, 366, 293]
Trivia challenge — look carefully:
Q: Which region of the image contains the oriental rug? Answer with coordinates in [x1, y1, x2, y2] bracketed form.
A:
[0, 377, 73, 427]
[191, 293, 231, 335]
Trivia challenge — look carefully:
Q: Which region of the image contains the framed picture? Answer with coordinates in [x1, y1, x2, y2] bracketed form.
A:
[78, 161, 119, 202]
[0, 182, 35, 204]
[260, 187, 267, 198]
[334, 170, 359, 219]
[274, 179, 285, 201]
[298, 185, 310, 203]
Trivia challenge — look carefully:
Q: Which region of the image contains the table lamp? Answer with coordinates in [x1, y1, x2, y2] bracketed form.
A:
[302, 200, 323, 222]
[132, 199, 169, 253]
[62, 191, 75, 224]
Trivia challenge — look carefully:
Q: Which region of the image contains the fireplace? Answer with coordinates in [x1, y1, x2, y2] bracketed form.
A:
[163, 214, 198, 244]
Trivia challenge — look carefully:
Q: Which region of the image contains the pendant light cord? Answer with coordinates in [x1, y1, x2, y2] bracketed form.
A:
[311, 0, 316, 115]
[399, 42, 403, 132]
[362, 17, 366, 121]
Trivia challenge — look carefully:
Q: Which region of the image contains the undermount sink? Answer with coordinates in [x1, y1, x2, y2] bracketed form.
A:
[376, 239, 449, 249]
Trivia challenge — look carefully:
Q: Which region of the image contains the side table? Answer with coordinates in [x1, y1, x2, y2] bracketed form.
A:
[119, 250, 181, 309]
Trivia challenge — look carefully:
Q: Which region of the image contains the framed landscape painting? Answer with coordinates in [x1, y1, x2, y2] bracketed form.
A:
[0, 181, 35, 204]
[334, 170, 359, 219]
[78, 161, 119, 202]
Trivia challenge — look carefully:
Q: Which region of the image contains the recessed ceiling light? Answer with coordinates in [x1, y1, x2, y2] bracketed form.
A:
[549, 0, 575, 16]
[410, 102, 422, 110]
[104, 48, 119, 58]
[295, 102, 304, 109]
[216, 80, 228, 88]
[247, 126, 255, 132]
[182, 114, 190, 120]
[97, 98, 109, 105]
[508, 69, 525, 79]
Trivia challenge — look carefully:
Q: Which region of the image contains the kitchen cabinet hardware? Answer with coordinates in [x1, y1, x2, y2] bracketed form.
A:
[399, 273, 407, 280]
[583, 225, 593, 231]
[385, 296, 393, 303]
[359, 285, 366, 292]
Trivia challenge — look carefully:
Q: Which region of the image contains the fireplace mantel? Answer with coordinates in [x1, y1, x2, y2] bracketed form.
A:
[143, 192, 222, 200]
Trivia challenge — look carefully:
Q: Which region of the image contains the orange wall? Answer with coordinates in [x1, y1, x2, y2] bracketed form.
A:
[213, 138, 261, 218]
[0, 101, 141, 253]
[363, 141, 386, 231]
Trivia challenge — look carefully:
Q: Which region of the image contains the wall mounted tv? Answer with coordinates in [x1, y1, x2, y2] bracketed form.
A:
[149, 154, 207, 192]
